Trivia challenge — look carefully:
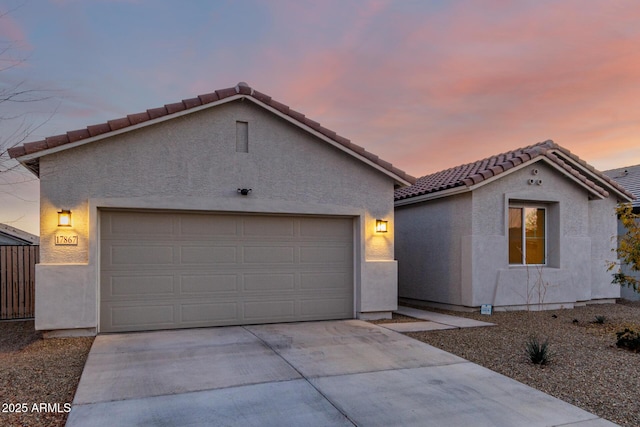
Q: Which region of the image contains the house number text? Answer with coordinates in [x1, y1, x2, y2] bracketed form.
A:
[55, 235, 78, 246]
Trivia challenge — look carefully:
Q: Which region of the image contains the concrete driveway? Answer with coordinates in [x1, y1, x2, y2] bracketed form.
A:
[67, 320, 616, 426]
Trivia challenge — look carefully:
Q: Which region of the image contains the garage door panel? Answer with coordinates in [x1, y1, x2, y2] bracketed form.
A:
[299, 217, 353, 238]
[180, 274, 239, 294]
[300, 245, 351, 263]
[100, 210, 354, 333]
[106, 212, 175, 237]
[300, 272, 351, 289]
[243, 300, 296, 320]
[243, 274, 295, 291]
[180, 246, 237, 264]
[181, 302, 238, 323]
[109, 275, 175, 297]
[109, 304, 175, 328]
[108, 245, 174, 265]
[179, 215, 239, 236]
[242, 217, 295, 237]
[243, 246, 295, 264]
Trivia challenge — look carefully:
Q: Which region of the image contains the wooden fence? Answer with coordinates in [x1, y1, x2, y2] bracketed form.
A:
[0, 245, 39, 320]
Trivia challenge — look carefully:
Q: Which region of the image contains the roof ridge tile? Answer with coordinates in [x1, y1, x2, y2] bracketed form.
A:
[7, 146, 26, 157]
[235, 83, 252, 95]
[251, 90, 272, 104]
[87, 123, 111, 137]
[215, 87, 237, 99]
[108, 117, 131, 131]
[67, 129, 90, 142]
[197, 92, 219, 104]
[46, 134, 70, 148]
[165, 102, 186, 114]
[182, 97, 202, 109]
[147, 106, 169, 120]
[128, 112, 151, 126]
[24, 140, 48, 155]
[267, 99, 290, 115]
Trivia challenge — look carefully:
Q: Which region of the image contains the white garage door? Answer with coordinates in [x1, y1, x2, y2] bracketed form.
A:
[100, 210, 354, 333]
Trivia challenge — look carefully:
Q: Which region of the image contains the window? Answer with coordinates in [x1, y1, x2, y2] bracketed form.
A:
[509, 206, 546, 265]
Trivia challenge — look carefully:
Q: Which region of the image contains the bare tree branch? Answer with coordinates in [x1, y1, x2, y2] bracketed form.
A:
[0, 0, 57, 182]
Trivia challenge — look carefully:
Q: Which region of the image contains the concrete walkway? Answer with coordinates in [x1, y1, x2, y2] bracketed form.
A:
[67, 320, 616, 426]
[381, 306, 495, 332]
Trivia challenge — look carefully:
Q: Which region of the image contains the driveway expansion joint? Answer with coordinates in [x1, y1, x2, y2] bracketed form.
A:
[242, 325, 358, 426]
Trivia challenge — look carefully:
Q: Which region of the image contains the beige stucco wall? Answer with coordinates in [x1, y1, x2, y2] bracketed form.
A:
[395, 193, 472, 306]
[36, 100, 397, 332]
[396, 159, 621, 311]
[588, 197, 622, 300]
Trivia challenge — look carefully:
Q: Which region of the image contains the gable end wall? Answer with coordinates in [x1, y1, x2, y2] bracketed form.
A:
[470, 161, 619, 308]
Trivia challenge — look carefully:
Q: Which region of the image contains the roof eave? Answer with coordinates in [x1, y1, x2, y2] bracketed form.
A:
[0, 233, 31, 244]
[394, 185, 470, 207]
[0, 227, 39, 244]
[548, 150, 634, 202]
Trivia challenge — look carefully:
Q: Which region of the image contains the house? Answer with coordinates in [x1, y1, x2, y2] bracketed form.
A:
[8, 82, 415, 335]
[394, 140, 634, 311]
[0, 223, 39, 245]
[603, 164, 640, 301]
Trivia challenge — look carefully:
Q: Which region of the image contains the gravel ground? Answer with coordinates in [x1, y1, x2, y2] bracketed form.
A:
[0, 320, 94, 427]
[380, 300, 640, 426]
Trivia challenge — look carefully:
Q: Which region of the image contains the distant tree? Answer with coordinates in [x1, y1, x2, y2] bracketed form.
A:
[0, 80, 51, 175]
[609, 204, 640, 293]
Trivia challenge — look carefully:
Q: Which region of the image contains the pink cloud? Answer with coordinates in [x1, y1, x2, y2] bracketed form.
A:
[0, 11, 27, 42]
[30, 1, 640, 177]
[0, 12, 31, 69]
[140, 0, 640, 176]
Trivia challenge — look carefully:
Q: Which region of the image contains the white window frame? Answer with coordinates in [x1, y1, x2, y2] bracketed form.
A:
[508, 204, 547, 266]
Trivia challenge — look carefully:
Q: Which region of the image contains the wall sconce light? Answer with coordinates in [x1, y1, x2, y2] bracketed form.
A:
[58, 210, 72, 227]
[375, 219, 388, 233]
[237, 188, 252, 196]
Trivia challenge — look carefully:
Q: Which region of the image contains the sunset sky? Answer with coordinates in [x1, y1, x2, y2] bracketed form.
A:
[1, 0, 640, 235]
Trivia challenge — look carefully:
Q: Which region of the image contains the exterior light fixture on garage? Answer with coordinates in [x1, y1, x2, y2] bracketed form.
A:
[237, 188, 252, 196]
[375, 219, 388, 233]
[58, 210, 72, 227]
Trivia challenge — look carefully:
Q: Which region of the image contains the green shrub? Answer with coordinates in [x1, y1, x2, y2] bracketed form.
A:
[616, 328, 640, 352]
[525, 335, 552, 365]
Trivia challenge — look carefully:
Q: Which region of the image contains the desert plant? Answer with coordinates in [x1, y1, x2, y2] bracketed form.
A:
[616, 328, 640, 352]
[593, 315, 606, 324]
[608, 204, 640, 294]
[525, 335, 552, 365]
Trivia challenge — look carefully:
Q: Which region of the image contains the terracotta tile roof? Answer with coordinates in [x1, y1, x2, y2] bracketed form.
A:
[9, 82, 416, 185]
[395, 140, 635, 202]
[604, 164, 640, 208]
